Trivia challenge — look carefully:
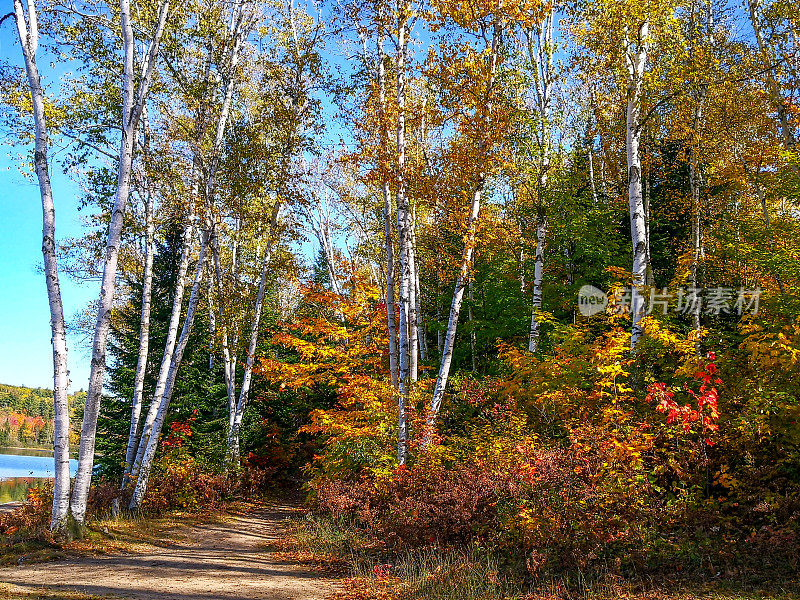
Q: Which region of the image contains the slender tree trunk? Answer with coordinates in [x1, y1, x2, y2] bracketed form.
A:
[427, 181, 484, 438]
[412, 214, 427, 363]
[588, 145, 599, 204]
[525, 12, 553, 352]
[202, 1, 248, 433]
[625, 21, 649, 350]
[211, 224, 238, 431]
[226, 203, 280, 467]
[130, 236, 208, 511]
[383, 189, 399, 389]
[643, 148, 654, 286]
[436, 252, 443, 354]
[395, 0, 412, 464]
[127, 217, 195, 486]
[688, 0, 714, 353]
[425, 20, 500, 441]
[318, 216, 342, 297]
[71, 0, 170, 524]
[528, 208, 547, 352]
[13, 0, 71, 532]
[121, 189, 155, 486]
[208, 271, 216, 370]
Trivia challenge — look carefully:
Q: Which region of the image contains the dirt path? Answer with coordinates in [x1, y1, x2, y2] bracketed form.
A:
[0, 504, 337, 600]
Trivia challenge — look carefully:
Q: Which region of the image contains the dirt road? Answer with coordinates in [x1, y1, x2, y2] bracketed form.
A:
[0, 504, 337, 600]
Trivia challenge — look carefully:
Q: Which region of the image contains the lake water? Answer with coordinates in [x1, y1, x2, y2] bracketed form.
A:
[0, 448, 78, 504]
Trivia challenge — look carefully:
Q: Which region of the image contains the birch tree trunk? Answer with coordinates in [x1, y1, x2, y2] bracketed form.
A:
[226, 203, 281, 466]
[13, 0, 71, 532]
[211, 224, 238, 431]
[121, 188, 155, 486]
[427, 181, 484, 438]
[395, 0, 412, 464]
[127, 217, 195, 486]
[71, 0, 171, 524]
[383, 186, 399, 389]
[435, 251, 443, 354]
[525, 12, 553, 353]
[528, 209, 547, 352]
[130, 236, 208, 511]
[425, 20, 500, 442]
[688, 0, 715, 353]
[625, 21, 649, 350]
[588, 147, 599, 204]
[412, 215, 427, 363]
[207, 26, 246, 430]
[208, 271, 216, 370]
[202, 0, 248, 434]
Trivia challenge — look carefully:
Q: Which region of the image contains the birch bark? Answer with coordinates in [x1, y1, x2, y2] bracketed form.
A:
[71, 0, 171, 524]
[13, 0, 71, 532]
[528, 209, 547, 352]
[201, 0, 247, 438]
[624, 21, 649, 350]
[525, 12, 553, 353]
[378, 24, 399, 388]
[121, 186, 155, 486]
[211, 224, 238, 430]
[395, 0, 412, 464]
[226, 203, 281, 465]
[427, 182, 484, 436]
[127, 217, 196, 486]
[130, 236, 208, 510]
[412, 212, 426, 363]
[426, 20, 501, 440]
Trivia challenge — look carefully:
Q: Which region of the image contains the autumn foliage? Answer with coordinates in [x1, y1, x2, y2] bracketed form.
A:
[256, 277, 800, 582]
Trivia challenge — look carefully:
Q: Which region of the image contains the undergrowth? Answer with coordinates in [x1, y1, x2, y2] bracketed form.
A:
[279, 513, 800, 600]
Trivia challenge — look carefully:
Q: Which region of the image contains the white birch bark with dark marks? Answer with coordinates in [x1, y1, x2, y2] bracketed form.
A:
[624, 21, 649, 350]
[130, 235, 208, 510]
[525, 11, 554, 353]
[71, 0, 171, 524]
[425, 20, 501, 441]
[13, 0, 71, 532]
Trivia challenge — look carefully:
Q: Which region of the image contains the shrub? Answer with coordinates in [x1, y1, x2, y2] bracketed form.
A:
[142, 449, 231, 513]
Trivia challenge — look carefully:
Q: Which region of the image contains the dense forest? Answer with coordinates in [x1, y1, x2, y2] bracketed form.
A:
[0, 384, 83, 448]
[2, 0, 799, 597]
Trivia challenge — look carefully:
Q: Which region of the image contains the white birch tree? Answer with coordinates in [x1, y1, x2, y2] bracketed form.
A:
[122, 118, 156, 488]
[426, 16, 503, 441]
[71, 0, 171, 524]
[129, 234, 208, 510]
[624, 21, 650, 350]
[12, 0, 72, 532]
[524, 10, 555, 353]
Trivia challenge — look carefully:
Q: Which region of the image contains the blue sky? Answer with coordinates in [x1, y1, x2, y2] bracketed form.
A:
[0, 0, 417, 393]
[0, 26, 94, 392]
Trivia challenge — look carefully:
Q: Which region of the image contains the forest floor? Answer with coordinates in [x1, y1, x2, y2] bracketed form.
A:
[0, 503, 338, 600]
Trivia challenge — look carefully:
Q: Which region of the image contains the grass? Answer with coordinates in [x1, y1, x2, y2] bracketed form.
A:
[0, 583, 122, 599]
[275, 515, 800, 600]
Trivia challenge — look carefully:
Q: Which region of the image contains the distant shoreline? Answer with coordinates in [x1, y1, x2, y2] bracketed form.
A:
[0, 446, 54, 455]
